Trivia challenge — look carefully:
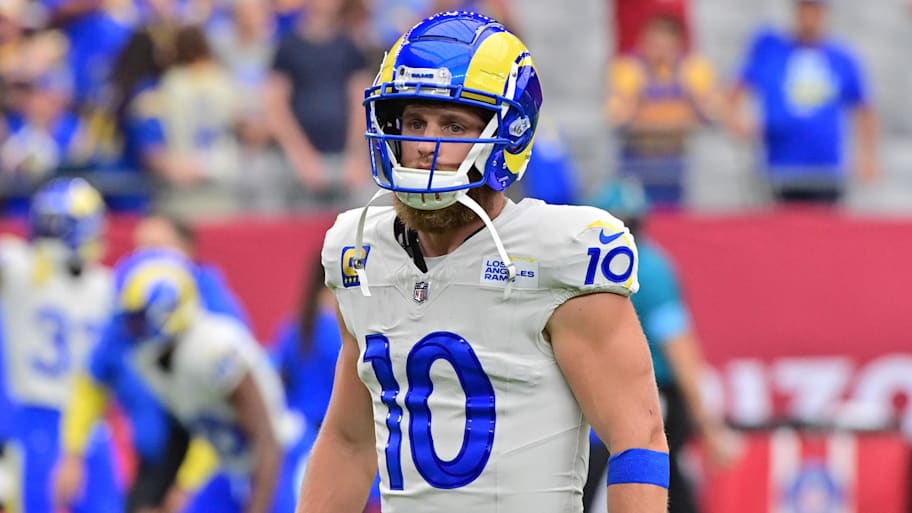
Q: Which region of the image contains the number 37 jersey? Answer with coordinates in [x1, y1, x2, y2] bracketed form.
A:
[323, 198, 639, 513]
[0, 237, 112, 410]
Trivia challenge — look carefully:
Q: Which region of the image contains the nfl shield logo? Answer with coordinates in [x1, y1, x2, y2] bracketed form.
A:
[413, 281, 429, 304]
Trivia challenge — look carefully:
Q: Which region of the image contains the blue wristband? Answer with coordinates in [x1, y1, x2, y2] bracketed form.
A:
[606, 448, 670, 488]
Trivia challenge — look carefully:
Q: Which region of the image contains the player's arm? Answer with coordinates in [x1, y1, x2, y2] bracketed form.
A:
[161, 436, 220, 513]
[548, 292, 669, 513]
[230, 371, 282, 513]
[296, 307, 377, 513]
[54, 372, 110, 506]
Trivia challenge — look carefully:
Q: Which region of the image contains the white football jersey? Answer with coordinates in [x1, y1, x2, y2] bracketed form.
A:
[0, 237, 112, 409]
[132, 311, 297, 476]
[322, 198, 639, 513]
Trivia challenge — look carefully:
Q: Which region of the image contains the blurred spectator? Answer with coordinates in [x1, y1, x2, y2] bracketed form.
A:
[43, 0, 132, 112]
[209, 0, 275, 110]
[605, 14, 721, 208]
[0, 32, 93, 215]
[582, 178, 739, 513]
[156, 24, 242, 219]
[265, 0, 373, 212]
[611, 0, 691, 54]
[208, 0, 287, 214]
[101, 27, 174, 211]
[728, 0, 879, 205]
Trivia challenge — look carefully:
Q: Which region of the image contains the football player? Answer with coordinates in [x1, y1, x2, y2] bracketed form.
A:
[297, 11, 669, 513]
[0, 177, 122, 513]
[58, 248, 299, 513]
[54, 212, 254, 513]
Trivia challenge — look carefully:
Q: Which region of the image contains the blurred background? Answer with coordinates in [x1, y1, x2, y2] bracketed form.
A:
[1, 0, 911, 512]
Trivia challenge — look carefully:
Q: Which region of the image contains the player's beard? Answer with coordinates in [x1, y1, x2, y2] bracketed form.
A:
[394, 185, 498, 234]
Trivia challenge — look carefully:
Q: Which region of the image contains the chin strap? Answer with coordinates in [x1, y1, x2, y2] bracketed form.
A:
[353, 189, 392, 297]
[352, 189, 516, 300]
[457, 195, 516, 300]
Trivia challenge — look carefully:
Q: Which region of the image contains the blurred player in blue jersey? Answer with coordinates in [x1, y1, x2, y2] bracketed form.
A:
[0, 177, 123, 513]
[298, 11, 668, 513]
[582, 179, 738, 513]
[57, 248, 299, 513]
[54, 213, 254, 513]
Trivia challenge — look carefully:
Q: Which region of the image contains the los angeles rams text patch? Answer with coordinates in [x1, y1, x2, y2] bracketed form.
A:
[479, 254, 539, 289]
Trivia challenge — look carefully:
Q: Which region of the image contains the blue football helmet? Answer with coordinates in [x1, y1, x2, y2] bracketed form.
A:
[364, 11, 543, 210]
[114, 248, 200, 344]
[29, 176, 106, 263]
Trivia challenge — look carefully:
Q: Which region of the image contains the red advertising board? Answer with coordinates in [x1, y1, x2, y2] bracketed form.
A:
[646, 209, 912, 432]
[699, 429, 911, 513]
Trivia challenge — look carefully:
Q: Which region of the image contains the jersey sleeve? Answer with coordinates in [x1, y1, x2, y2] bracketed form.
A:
[610, 57, 645, 98]
[539, 205, 639, 300]
[737, 29, 776, 89]
[835, 47, 867, 107]
[682, 55, 717, 97]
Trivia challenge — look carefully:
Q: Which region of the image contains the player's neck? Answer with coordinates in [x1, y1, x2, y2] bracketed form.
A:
[417, 195, 506, 257]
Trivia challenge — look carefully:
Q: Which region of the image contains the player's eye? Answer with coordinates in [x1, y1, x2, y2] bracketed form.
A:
[446, 123, 465, 135]
[404, 119, 425, 133]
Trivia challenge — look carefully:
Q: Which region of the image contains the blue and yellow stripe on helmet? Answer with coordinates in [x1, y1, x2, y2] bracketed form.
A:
[115, 248, 199, 341]
[28, 176, 106, 260]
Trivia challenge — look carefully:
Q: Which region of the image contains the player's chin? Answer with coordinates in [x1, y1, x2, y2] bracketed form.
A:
[393, 197, 472, 233]
[393, 186, 495, 233]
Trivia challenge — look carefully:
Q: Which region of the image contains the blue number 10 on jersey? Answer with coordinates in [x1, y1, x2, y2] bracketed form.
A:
[364, 332, 496, 490]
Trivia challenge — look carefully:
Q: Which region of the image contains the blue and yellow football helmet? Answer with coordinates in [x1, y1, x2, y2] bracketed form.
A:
[364, 11, 543, 210]
[114, 248, 199, 344]
[29, 177, 106, 263]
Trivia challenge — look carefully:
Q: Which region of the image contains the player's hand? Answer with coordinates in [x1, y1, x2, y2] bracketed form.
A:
[162, 485, 190, 513]
[52, 453, 85, 507]
[701, 423, 742, 470]
[289, 147, 329, 192]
